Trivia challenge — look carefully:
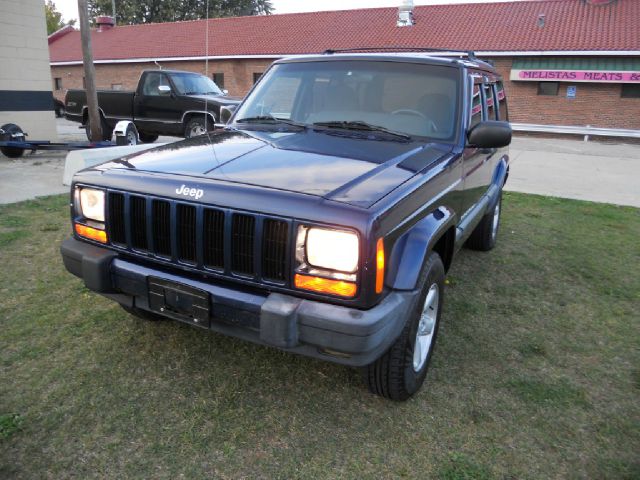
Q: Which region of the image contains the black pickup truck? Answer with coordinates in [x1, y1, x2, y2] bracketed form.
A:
[65, 69, 241, 142]
[61, 51, 511, 400]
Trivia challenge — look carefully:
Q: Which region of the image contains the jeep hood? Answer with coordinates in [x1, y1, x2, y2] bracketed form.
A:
[97, 129, 453, 208]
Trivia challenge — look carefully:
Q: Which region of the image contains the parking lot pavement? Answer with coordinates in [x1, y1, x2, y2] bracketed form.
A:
[506, 136, 640, 208]
[0, 152, 68, 204]
[56, 117, 176, 144]
[0, 118, 179, 205]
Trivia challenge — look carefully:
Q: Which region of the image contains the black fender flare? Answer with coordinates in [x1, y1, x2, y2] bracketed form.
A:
[385, 207, 457, 291]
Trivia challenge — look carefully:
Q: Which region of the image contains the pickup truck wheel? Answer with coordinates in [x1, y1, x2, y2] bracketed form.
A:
[138, 132, 158, 143]
[466, 192, 502, 251]
[121, 305, 163, 322]
[365, 251, 445, 401]
[85, 116, 113, 142]
[184, 117, 212, 138]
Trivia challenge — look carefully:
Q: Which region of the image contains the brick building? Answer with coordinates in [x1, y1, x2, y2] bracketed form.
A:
[48, 0, 640, 132]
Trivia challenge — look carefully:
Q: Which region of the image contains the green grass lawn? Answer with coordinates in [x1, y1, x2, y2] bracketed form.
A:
[1, 192, 639, 479]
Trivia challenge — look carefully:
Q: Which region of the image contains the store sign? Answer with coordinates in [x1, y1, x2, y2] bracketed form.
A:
[510, 70, 640, 83]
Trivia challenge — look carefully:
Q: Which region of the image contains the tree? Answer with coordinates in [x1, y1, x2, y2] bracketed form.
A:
[45, 0, 76, 35]
[87, 0, 272, 25]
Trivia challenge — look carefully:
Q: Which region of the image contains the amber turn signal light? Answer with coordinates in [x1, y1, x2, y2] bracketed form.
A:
[375, 238, 385, 294]
[75, 223, 107, 244]
[294, 273, 357, 298]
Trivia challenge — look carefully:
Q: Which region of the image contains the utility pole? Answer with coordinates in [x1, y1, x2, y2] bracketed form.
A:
[78, 0, 102, 141]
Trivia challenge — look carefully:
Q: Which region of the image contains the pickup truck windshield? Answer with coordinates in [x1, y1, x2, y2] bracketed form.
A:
[233, 60, 460, 140]
[169, 72, 223, 96]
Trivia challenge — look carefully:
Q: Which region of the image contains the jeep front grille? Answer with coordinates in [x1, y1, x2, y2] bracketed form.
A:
[231, 214, 255, 276]
[105, 190, 290, 285]
[130, 196, 148, 250]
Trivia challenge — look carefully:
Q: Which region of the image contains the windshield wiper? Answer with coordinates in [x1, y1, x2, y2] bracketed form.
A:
[235, 115, 307, 129]
[312, 120, 411, 140]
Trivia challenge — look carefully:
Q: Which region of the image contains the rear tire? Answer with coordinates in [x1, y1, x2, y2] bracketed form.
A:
[138, 132, 158, 143]
[365, 251, 445, 401]
[85, 115, 112, 142]
[0, 123, 25, 158]
[466, 192, 502, 251]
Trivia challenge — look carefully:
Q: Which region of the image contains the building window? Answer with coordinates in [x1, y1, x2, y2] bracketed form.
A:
[253, 72, 263, 84]
[621, 84, 640, 98]
[111, 83, 123, 91]
[54, 77, 62, 90]
[212, 73, 224, 89]
[537, 82, 559, 96]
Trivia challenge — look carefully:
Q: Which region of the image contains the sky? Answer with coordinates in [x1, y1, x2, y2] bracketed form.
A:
[53, 0, 526, 24]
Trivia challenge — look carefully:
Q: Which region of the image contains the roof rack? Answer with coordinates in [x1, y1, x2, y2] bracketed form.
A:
[322, 46, 478, 61]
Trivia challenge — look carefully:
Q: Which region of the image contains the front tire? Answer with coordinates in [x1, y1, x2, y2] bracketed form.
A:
[365, 251, 445, 401]
[184, 116, 212, 139]
[466, 192, 502, 251]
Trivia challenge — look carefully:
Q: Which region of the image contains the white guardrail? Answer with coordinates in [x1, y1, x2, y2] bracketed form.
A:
[511, 123, 640, 140]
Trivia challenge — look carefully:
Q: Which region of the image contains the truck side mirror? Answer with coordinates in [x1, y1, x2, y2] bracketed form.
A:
[222, 89, 229, 95]
[467, 120, 512, 149]
[219, 105, 237, 124]
[158, 85, 171, 95]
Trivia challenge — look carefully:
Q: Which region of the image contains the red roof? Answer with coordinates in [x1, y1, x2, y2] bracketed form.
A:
[49, 0, 640, 63]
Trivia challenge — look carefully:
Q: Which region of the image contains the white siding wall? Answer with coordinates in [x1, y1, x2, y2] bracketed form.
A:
[0, 0, 57, 141]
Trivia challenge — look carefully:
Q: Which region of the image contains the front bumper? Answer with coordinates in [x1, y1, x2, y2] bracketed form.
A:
[60, 238, 416, 366]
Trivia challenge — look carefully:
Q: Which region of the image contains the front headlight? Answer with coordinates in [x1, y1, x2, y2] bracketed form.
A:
[78, 188, 105, 222]
[305, 227, 359, 273]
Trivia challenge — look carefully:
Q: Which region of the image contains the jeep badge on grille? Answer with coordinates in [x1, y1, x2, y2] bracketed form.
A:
[176, 184, 204, 200]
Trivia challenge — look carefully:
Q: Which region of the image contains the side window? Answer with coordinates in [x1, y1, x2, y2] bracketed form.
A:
[470, 83, 482, 128]
[496, 81, 508, 121]
[484, 83, 497, 120]
[143, 72, 169, 96]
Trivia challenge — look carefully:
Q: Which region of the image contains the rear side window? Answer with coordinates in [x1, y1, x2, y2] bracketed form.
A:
[469, 84, 482, 128]
[496, 81, 508, 121]
[484, 83, 497, 120]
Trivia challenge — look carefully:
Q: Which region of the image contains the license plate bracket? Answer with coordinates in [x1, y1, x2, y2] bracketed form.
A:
[148, 277, 210, 328]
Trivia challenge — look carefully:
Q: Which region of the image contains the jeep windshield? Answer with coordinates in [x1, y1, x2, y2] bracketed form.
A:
[232, 60, 460, 141]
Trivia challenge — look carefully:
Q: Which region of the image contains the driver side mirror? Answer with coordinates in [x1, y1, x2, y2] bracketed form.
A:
[222, 89, 229, 96]
[467, 120, 512, 149]
[158, 85, 171, 95]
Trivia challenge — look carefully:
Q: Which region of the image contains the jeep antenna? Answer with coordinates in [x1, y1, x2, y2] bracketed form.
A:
[203, 0, 220, 169]
[204, 0, 210, 133]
